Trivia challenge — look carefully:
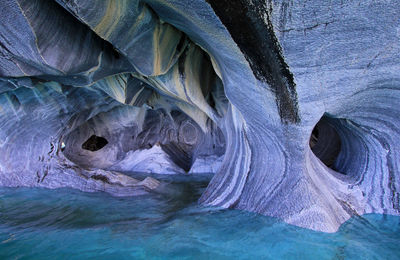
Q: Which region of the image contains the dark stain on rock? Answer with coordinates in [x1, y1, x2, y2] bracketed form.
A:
[176, 34, 187, 53]
[36, 171, 41, 183]
[41, 168, 48, 183]
[205, 0, 300, 123]
[48, 143, 54, 155]
[178, 47, 187, 81]
[91, 174, 110, 184]
[161, 142, 193, 172]
[112, 48, 121, 59]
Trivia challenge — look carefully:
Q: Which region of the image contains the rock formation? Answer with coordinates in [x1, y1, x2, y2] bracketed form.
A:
[0, 0, 399, 232]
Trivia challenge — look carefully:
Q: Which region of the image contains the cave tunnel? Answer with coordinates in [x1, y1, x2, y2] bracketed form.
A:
[310, 114, 342, 171]
[1, 0, 399, 235]
[57, 32, 228, 176]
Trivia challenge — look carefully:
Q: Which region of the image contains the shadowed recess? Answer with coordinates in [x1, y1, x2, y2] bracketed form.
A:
[82, 135, 109, 152]
[310, 115, 342, 171]
[0, 0, 399, 234]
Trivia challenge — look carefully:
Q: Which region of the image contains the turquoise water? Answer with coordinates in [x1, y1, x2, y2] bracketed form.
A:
[0, 175, 399, 259]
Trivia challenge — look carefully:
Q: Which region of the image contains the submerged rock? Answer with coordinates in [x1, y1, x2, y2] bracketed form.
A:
[0, 0, 399, 232]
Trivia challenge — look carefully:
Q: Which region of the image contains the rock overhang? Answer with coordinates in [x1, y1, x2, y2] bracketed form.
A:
[0, 0, 399, 233]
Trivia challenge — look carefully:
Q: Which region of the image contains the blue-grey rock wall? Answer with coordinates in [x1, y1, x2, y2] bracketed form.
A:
[0, 0, 399, 232]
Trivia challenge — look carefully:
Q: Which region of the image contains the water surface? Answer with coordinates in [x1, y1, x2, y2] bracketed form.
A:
[0, 175, 399, 259]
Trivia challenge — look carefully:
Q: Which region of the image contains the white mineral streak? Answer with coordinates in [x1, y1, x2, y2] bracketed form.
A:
[0, 0, 398, 232]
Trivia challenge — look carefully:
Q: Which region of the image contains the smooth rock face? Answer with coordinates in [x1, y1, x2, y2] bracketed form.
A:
[0, 0, 399, 232]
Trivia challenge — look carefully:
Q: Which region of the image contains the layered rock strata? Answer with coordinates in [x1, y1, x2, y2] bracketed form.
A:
[0, 0, 399, 232]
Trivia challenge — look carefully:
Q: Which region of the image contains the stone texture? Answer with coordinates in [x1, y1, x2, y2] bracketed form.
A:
[0, 0, 399, 232]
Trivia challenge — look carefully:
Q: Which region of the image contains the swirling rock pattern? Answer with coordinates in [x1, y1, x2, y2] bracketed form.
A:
[0, 0, 399, 232]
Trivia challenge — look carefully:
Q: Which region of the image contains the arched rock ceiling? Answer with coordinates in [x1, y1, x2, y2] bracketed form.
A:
[0, 0, 399, 232]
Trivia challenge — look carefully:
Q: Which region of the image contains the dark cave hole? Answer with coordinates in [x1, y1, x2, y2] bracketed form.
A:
[82, 135, 109, 152]
[310, 116, 342, 171]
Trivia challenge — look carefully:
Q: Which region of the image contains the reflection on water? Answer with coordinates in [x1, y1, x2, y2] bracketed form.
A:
[0, 174, 399, 259]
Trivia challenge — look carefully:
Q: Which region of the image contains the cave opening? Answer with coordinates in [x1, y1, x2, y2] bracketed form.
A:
[310, 115, 342, 171]
[58, 40, 227, 177]
[54, 13, 228, 183]
[82, 135, 109, 152]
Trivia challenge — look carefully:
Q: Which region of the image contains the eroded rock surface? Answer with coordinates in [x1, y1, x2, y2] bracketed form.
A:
[0, 0, 399, 232]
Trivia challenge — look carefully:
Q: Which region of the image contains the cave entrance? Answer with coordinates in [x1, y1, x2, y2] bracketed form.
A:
[310, 115, 342, 171]
[82, 135, 109, 152]
[60, 21, 228, 177]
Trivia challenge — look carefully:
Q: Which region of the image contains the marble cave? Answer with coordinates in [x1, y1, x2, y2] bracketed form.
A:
[0, 0, 399, 234]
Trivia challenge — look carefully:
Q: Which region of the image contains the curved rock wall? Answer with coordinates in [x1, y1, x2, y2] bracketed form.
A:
[0, 0, 399, 232]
